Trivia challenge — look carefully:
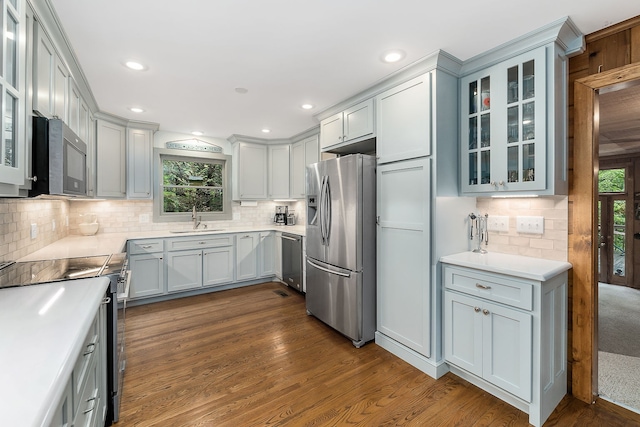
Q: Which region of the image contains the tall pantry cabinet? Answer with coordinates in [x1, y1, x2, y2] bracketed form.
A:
[375, 52, 475, 378]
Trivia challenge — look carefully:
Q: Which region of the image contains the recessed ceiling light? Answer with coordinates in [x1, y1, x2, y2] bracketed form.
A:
[125, 61, 146, 71]
[235, 87, 249, 94]
[381, 50, 405, 63]
[192, 131, 204, 136]
[129, 107, 144, 113]
[261, 129, 271, 133]
[301, 104, 314, 110]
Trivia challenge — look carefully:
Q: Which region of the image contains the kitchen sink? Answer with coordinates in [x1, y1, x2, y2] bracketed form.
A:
[169, 229, 224, 234]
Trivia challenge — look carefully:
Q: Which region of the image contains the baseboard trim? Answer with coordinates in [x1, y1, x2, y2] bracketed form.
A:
[374, 332, 449, 379]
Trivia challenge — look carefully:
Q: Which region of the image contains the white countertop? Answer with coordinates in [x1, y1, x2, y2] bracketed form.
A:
[0, 276, 110, 427]
[18, 225, 306, 261]
[440, 251, 572, 281]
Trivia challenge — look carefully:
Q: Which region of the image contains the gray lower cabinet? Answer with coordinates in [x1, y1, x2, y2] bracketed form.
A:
[203, 246, 234, 286]
[127, 231, 281, 303]
[167, 235, 235, 292]
[128, 239, 165, 300]
[52, 305, 106, 427]
[258, 231, 275, 277]
[442, 263, 568, 427]
[167, 249, 203, 292]
[236, 233, 259, 281]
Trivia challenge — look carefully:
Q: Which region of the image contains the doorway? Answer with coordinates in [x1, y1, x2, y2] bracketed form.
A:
[598, 164, 632, 287]
[572, 62, 640, 406]
[596, 161, 640, 411]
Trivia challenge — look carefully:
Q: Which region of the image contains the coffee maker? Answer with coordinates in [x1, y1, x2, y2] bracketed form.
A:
[274, 206, 288, 225]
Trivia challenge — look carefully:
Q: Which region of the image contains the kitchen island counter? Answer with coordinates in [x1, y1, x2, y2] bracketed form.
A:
[0, 276, 110, 427]
[18, 225, 305, 261]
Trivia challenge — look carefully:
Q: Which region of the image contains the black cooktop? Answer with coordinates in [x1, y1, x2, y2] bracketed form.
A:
[0, 255, 112, 289]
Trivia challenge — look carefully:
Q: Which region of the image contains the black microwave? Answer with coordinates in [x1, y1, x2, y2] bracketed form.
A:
[29, 116, 87, 197]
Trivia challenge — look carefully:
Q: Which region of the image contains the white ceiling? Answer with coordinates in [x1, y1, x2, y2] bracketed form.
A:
[48, 0, 640, 140]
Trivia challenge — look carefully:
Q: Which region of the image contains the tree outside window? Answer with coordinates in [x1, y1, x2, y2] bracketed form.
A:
[153, 149, 232, 222]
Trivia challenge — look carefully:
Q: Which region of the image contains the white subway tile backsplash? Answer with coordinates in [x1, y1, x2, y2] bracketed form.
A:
[476, 196, 568, 261]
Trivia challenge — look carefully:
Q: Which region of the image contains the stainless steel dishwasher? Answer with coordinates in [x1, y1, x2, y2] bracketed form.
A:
[282, 233, 303, 292]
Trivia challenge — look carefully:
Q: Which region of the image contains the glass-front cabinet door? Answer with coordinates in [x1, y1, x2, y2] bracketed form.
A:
[461, 47, 546, 194]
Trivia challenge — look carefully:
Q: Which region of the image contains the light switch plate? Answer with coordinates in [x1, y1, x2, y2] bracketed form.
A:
[487, 215, 509, 232]
[139, 214, 150, 223]
[30, 223, 38, 239]
[516, 216, 544, 234]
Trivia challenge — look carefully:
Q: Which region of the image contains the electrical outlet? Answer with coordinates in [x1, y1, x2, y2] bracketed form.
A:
[30, 223, 38, 239]
[139, 214, 150, 223]
[516, 216, 544, 234]
[52, 219, 56, 231]
[487, 215, 509, 232]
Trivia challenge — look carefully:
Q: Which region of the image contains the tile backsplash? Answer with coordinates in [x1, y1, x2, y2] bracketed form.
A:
[475, 196, 568, 261]
[0, 199, 68, 262]
[68, 200, 306, 235]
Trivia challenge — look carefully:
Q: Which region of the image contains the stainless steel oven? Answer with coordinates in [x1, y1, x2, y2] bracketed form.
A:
[101, 254, 130, 425]
[0, 253, 129, 425]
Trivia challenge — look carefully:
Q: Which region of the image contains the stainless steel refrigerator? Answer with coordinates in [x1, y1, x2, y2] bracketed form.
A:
[305, 154, 376, 348]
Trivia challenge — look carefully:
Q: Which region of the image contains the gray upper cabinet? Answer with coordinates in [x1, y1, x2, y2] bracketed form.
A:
[233, 142, 268, 200]
[320, 98, 375, 152]
[458, 18, 583, 196]
[461, 47, 549, 195]
[268, 144, 290, 199]
[376, 74, 431, 164]
[127, 128, 153, 199]
[290, 134, 319, 199]
[33, 21, 69, 122]
[96, 119, 127, 198]
[68, 78, 81, 134]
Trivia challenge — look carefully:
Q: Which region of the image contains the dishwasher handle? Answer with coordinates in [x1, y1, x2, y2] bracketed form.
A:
[281, 235, 300, 242]
[307, 260, 351, 278]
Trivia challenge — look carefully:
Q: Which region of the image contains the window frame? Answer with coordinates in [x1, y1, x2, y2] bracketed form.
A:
[153, 148, 232, 222]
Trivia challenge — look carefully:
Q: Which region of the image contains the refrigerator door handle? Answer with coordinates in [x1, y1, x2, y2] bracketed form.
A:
[319, 176, 327, 245]
[324, 176, 331, 246]
[307, 259, 351, 278]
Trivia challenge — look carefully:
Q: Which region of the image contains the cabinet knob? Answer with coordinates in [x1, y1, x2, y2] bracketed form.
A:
[474, 307, 481, 313]
[482, 309, 490, 316]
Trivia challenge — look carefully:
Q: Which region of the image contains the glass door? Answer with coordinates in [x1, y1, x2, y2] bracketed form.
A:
[598, 167, 631, 286]
[466, 75, 492, 189]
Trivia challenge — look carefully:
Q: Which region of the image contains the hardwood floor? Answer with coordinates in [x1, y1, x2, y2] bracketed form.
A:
[119, 282, 640, 426]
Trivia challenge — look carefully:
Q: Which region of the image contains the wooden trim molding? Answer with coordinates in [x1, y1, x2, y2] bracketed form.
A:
[571, 62, 640, 403]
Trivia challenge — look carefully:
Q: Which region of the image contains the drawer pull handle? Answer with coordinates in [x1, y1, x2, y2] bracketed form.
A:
[474, 307, 481, 313]
[142, 245, 153, 249]
[199, 241, 206, 244]
[84, 342, 96, 356]
[84, 396, 96, 414]
[482, 309, 490, 316]
[475, 283, 492, 290]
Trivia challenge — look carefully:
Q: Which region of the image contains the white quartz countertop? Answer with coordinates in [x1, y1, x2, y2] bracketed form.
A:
[18, 225, 306, 261]
[0, 276, 110, 427]
[440, 251, 572, 281]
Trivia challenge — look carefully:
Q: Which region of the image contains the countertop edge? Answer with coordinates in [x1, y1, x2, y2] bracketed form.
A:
[439, 251, 572, 282]
[18, 225, 306, 262]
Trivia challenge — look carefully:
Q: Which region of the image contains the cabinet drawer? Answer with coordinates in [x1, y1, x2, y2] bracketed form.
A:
[444, 266, 533, 310]
[73, 355, 100, 427]
[167, 235, 233, 251]
[129, 239, 164, 254]
[72, 313, 99, 413]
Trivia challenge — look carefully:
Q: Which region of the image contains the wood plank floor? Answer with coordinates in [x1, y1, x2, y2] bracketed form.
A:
[118, 282, 640, 426]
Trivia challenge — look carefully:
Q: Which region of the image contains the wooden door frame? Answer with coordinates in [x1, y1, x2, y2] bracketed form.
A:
[571, 62, 640, 403]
